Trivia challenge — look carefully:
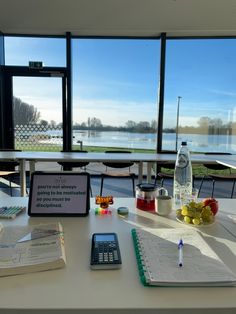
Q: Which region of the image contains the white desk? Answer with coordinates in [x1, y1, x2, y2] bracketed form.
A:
[0, 151, 229, 197]
[0, 151, 159, 196]
[216, 156, 236, 169]
[0, 197, 236, 313]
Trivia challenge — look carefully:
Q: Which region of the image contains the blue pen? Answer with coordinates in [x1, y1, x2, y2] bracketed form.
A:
[178, 239, 184, 267]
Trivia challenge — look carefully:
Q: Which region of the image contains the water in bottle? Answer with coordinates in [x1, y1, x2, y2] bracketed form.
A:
[173, 141, 193, 207]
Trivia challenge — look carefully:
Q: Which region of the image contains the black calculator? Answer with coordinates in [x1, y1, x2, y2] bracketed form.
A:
[90, 232, 122, 269]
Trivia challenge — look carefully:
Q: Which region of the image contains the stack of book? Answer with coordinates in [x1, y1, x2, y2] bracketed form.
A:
[0, 222, 66, 277]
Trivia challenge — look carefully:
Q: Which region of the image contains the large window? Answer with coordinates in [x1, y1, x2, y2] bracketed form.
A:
[4, 35, 236, 154]
[3, 36, 66, 151]
[163, 39, 236, 153]
[72, 39, 160, 152]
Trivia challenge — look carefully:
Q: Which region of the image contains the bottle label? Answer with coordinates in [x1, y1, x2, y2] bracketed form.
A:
[176, 153, 189, 169]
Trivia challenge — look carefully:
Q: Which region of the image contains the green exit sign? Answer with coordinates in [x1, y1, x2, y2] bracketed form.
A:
[29, 61, 43, 69]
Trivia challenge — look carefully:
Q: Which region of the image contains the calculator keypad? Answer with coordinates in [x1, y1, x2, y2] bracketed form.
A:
[94, 241, 120, 264]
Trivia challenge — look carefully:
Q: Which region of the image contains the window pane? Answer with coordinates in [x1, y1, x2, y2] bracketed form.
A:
[4, 37, 66, 67]
[13, 77, 63, 152]
[164, 39, 236, 153]
[72, 39, 160, 152]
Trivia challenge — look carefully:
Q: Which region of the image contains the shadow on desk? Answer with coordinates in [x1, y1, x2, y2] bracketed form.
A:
[118, 211, 172, 229]
[201, 234, 236, 276]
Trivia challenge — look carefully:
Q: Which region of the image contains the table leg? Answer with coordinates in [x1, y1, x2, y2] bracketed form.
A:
[138, 162, 143, 183]
[29, 160, 36, 175]
[147, 162, 153, 183]
[19, 159, 26, 197]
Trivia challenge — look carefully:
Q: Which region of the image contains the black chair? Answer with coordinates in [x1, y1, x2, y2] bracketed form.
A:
[198, 152, 236, 198]
[154, 158, 195, 189]
[57, 150, 89, 171]
[154, 161, 175, 187]
[0, 149, 21, 196]
[57, 150, 92, 196]
[100, 150, 136, 196]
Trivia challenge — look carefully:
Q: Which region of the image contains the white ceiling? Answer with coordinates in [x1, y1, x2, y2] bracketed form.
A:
[0, 0, 236, 37]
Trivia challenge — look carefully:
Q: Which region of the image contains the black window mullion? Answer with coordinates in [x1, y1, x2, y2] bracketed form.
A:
[64, 32, 72, 151]
[157, 33, 166, 153]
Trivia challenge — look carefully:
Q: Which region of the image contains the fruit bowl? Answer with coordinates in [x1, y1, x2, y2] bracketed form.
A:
[176, 200, 216, 227]
[176, 214, 215, 227]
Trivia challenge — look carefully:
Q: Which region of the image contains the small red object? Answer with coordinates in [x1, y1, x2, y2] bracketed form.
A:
[136, 198, 155, 211]
[202, 197, 219, 216]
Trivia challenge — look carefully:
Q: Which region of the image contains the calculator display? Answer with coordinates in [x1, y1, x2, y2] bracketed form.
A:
[94, 234, 115, 242]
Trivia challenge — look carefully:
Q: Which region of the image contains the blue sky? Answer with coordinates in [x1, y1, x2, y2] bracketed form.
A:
[4, 37, 236, 128]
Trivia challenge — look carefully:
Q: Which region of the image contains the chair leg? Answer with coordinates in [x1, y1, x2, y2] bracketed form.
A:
[132, 175, 135, 197]
[231, 180, 236, 198]
[100, 176, 104, 196]
[9, 177, 12, 196]
[211, 180, 215, 198]
[198, 175, 205, 196]
[161, 178, 164, 187]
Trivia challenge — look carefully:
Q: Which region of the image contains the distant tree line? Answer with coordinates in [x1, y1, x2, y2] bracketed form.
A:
[73, 118, 158, 133]
[13, 97, 40, 125]
[179, 116, 234, 135]
[13, 98, 157, 132]
[13, 97, 62, 129]
[12, 96, 236, 135]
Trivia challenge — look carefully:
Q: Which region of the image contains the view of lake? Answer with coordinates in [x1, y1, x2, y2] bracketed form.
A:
[18, 126, 236, 153]
[72, 130, 236, 153]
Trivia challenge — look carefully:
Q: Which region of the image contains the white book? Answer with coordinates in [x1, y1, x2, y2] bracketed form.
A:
[132, 228, 236, 287]
[0, 222, 66, 277]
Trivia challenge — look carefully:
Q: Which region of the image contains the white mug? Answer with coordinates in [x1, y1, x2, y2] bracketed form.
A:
[157, 187, 168, 196]
[155, 195, 173, 216]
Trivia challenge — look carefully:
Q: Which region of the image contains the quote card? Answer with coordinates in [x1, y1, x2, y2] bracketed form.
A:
[28, 173, 89, 215]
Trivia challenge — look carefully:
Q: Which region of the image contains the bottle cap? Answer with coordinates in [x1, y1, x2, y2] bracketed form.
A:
[181, 141, 187, 146]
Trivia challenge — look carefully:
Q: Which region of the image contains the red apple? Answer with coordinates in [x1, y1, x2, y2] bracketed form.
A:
[202, 198, 219, 216]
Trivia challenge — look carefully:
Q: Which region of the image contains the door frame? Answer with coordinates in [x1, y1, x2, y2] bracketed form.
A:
[0, 65, 70, 150]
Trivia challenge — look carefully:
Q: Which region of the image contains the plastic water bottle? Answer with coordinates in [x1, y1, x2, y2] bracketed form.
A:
[173, 141, 192, 207]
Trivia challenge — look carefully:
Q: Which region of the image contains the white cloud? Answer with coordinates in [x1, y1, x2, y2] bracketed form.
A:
[209, 89, 236, 97]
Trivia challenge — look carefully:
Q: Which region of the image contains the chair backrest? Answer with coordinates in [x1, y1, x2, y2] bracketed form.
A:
[157, 151, 176, 170]
[203, 152, 232, 171]
[58, 150, 89, 168]
[61, 150, 88, 153]
[158, 162, 175, 170]
[103, 150, 134, 169]
[0, 149, 21, 171]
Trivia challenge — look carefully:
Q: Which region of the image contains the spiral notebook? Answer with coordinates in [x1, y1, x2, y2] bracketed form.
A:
[132, 228, 236, 287]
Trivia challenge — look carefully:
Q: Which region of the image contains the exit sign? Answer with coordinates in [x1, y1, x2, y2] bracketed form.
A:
[29, 61, 43, 69]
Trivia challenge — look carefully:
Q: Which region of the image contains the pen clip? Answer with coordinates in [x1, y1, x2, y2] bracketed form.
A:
[178, 239, 183, 248]
[178, 239, 184, 267]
